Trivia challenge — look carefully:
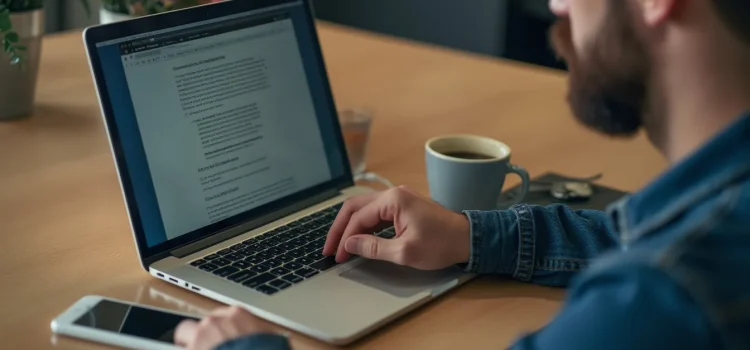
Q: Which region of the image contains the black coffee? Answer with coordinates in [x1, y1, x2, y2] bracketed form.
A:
[443, 151, 495, 160]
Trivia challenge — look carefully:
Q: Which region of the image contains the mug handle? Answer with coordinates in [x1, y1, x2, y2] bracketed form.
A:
[496, 164, 530, 209]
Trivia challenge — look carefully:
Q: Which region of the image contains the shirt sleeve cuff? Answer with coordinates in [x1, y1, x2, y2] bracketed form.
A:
[460, 208, 526, 276]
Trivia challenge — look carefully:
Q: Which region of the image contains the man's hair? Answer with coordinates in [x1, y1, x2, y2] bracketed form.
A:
[714, 0, 750, 44]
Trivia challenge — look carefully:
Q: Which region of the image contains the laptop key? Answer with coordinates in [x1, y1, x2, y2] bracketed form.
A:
[284, 262, 303, 270]
[268, 279, 292, 290]
[266, 259, 283, 268]
[270, 267, 291, 277]
[228, 270, 256, 283]
[267, 247, 285, 256]
[278, 242, 297, 251]
[218, 248, 233, 255]
[264, 229, 282, 238]
[199, 263, 220, 272]
[296, 255, 317, 265]
[243, 273, 275, 289]
[204, 254, 220, 261]
[311, 240, 325, 251]
[190, 259, 206, 267]
[212, 258, 231, 266]
[244, 255, 264, 265]
[230, 243, 244, 251]
[282, 274, 304, 284]
[288, 249, 307, 258]
[255, 251, 274, 260]
[213, 266, 239, 278]
[311, 228, 329, 238]
[256, 285, 279, 295]
[287, 221, 302, 228]
[249, 263, 272, 274]
[296, 267, 319, 278]
[238, 248, 256, 257]
[301, 244, 318, 254]
[310, 256, 339, 271]
[224, 253, 243, 262]
[233, 261, 252, 269]
[278, 253, 296, 263]
[313, 218, 329, 226]
[301, 222, 319, 231]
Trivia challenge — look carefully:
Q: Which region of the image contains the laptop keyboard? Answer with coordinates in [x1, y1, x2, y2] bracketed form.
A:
[189, 203, 397, 295]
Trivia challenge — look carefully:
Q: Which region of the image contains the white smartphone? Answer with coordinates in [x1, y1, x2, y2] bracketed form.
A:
[51, 295, 201, 350]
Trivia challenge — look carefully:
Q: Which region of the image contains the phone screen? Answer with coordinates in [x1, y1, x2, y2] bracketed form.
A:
[73, 300, 199, 343]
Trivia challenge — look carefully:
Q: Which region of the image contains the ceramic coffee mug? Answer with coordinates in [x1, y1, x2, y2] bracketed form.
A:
[425, 135, 530, 212]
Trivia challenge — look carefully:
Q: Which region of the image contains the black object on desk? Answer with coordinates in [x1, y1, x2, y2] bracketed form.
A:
[500, 172, 630, 211]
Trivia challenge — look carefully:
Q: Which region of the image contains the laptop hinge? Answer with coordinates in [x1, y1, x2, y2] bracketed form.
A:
[169, 189, 341, 258]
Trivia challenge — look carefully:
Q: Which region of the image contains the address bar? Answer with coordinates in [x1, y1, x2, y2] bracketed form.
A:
[134, 25, 289, 65]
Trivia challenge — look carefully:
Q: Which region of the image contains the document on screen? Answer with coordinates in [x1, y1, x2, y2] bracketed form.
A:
[122, 18, 331, 240]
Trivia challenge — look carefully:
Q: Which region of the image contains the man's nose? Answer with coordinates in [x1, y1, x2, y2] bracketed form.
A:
[549, 0, 570, 17]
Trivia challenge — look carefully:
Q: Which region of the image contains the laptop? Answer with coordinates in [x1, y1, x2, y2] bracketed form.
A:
[82, 0, 472, 344]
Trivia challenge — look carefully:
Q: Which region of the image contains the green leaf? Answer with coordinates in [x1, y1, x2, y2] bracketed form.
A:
[3, 38, 11, 53]
[0, 9, 11, 32]
[80, 0, 92, 17]
[5, 31, 18, 43]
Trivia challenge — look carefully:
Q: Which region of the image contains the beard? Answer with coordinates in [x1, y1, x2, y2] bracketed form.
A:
[550, 1, 652, 137]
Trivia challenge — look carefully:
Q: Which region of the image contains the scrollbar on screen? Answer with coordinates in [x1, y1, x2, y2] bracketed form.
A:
[74, 300, 198, 343]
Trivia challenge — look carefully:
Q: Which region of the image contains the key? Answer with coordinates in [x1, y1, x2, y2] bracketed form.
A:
[243, 273, 275, 289]
[228, 270, 256, 283]
[282, 274, 304, 284]
[270, 267, 291, 276]
[212, 266, 239, 278]
[255, 284, 279, 295]
[309, 256, 339, 271]
[268, 279, 292, 290]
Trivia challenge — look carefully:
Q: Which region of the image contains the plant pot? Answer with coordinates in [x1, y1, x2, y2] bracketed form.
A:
[0, 9, 43, 121]
[99, 7, 134, 24]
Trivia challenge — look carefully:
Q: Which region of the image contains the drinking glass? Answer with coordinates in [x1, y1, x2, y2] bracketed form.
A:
[339, 109, 372, 175]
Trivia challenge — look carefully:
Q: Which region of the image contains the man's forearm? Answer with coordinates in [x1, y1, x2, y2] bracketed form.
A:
[463, 203, 618, 287]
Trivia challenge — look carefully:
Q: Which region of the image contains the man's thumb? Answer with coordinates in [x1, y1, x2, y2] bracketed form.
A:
[344, 235, 396, 262]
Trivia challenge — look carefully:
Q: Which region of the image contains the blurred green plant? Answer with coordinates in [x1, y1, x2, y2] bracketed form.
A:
[1, 0, 91, 68]
[101, 0, 130, 14]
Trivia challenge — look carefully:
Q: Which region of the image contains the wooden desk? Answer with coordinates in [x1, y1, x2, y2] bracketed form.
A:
[0, 22, 667, 349]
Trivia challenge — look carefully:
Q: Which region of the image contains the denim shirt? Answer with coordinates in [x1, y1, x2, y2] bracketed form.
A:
[217, 113, 750, 350]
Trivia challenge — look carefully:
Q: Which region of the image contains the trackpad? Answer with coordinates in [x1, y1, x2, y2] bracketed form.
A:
[340, 260, 463, 298]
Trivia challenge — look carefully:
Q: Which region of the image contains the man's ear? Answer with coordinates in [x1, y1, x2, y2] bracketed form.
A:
[637, 0, 683, 26]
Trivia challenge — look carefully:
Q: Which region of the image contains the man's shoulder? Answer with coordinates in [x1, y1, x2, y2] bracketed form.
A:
[583, 180, 750, 350]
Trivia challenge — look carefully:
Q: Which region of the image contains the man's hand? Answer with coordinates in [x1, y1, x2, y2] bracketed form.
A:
[175, 306, 275, 350]
[324, 186, 471, 270]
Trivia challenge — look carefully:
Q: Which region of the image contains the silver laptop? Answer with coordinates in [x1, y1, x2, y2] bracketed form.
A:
[82, 0, 472, 344]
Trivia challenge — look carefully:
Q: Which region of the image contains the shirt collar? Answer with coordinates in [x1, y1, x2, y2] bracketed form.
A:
[607, 112, 750, 246]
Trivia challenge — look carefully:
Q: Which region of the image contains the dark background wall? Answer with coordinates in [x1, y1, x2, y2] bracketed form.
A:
[312, 0, 510, 57]
[312, 0, 564, 70]
[48, 0, 563, 70]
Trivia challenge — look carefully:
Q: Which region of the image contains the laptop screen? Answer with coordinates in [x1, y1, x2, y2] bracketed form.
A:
[92, 1, 348, 249]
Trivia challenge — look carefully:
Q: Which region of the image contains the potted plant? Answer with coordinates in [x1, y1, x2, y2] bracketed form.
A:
[100, 0, 132, 24]
[0, 0, 90, 120]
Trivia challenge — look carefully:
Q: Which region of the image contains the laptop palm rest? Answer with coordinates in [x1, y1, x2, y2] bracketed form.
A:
[340, 260, 464, 298]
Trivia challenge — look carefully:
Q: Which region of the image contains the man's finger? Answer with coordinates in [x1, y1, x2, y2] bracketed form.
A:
[323, 193, 380, 256]
[344, 234, 401, 263]
[174, 319, 198, 346]
[335, 195, 395, 261]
